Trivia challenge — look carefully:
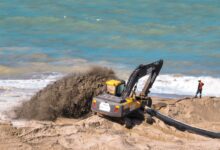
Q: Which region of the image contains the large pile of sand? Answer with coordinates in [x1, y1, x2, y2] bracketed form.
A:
[14, 67, 117, 120]
[160, 97, 220, 130]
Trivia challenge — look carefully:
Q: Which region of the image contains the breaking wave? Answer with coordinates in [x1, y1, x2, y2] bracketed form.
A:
[138, 74, 220, 97]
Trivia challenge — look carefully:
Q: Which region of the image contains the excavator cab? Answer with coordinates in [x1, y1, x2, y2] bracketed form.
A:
[106, 80, 125, 97]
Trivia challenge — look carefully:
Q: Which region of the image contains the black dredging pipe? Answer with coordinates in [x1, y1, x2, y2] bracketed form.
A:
[146, 108, 220, 139]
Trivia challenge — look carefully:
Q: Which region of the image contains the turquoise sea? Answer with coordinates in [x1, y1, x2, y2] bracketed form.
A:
[0, 0, 220, 97]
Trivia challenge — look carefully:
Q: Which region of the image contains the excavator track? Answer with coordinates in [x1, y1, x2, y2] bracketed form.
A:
[146, 107, 220, 139]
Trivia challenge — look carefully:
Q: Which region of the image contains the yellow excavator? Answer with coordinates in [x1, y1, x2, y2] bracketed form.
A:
[90, 59, 220, 138]
[91, 59, 163, 127]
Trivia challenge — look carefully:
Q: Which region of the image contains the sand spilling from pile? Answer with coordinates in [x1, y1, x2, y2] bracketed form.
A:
[14, 67, 117, 120]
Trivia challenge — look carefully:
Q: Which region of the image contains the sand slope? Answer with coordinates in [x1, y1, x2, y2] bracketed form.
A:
[159, 97, 220, 131]
[1, 97, 220, 150]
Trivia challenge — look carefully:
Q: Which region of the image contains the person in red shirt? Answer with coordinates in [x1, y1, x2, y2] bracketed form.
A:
[195, 80, 204, 98]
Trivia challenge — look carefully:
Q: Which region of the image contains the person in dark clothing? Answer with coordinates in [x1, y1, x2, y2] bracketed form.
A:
[195, 80, 204, 98]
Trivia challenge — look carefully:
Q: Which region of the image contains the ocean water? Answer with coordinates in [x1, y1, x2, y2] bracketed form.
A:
[0, 0, 220, 114]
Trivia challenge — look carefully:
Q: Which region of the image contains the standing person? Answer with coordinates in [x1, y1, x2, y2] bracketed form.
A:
[195, 80, 204, 98]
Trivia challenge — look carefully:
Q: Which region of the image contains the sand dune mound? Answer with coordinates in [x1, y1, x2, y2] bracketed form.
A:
[14, 67, 117, 120]
[2, 97, 220, 149]
[162, 97, 220, 130]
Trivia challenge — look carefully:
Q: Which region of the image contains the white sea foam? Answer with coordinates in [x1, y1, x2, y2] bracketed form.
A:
[0, 73, 62, 121]
[0, 73, 62, 90]
[137, 74, 220, 97]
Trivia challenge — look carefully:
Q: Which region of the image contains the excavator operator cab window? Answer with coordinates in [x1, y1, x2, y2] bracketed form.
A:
[116, 83, 125, 97]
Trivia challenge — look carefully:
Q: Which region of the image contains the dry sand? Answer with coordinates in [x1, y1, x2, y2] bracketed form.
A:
[0, 97, 220, 150]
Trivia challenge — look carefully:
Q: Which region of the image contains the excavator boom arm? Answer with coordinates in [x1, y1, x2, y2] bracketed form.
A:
[122, 59, 163, 99]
